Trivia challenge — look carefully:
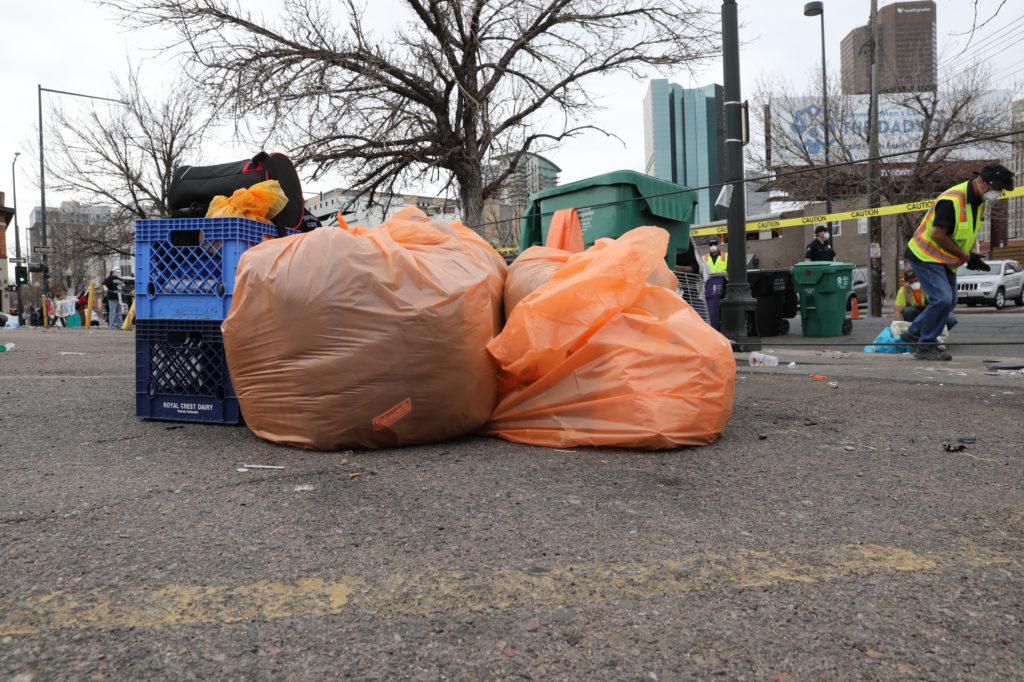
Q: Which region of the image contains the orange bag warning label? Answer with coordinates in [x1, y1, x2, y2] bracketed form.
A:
[373, 399, 412, 431]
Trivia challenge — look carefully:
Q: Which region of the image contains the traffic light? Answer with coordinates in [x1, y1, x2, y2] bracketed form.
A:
[14, 266, 28, 286]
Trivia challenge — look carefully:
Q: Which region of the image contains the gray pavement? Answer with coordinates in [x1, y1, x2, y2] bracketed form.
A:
[2, 327, 1024, 679]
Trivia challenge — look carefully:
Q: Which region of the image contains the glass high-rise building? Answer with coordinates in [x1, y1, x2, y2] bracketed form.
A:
[643, 79, 725, 225]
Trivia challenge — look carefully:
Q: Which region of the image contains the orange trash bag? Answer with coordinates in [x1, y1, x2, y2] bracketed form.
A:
[504, 243, 679, 321]
[545, 208, 584, 253]
[207, 180, 289, 224]
[485, 226, 735, 449]
[222, 207, 506, 450]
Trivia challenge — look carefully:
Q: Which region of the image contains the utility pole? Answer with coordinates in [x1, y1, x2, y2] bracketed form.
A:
[11, 152, 24, 322]
[37, 84, 50, 296]
[867, 0, 883, 318]
[719, 0, 759, 350]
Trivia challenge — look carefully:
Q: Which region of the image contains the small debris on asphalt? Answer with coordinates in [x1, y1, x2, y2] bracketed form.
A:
[788, 362, 797, 368]
[347, 471, 363, 479]
[957, 435, 977, 444]
[810, 374, 828, 380]
[943, 443, 966, 453]
[293, 484, 315, 491]
[758, 433, 768, 440]
[844, 446, 855, 451]
[58, 351, 87, 356]
[242, 464, 285, 469]
[165, 425, 183, 430]
[803, 420, 818, 426]
[828, 381, 839, 389]
[236, 468, 249, 472]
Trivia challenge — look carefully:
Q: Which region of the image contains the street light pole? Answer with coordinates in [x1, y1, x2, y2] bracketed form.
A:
[718, 0, 759, 350]
[11, 152, 23, 322]
[804, 2, 833, 231]
[36, 84, 125, 297]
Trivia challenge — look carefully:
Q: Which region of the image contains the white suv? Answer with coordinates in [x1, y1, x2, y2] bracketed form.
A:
[957, 260, 1024, 310]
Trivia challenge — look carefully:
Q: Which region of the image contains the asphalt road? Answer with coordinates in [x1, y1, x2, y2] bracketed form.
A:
[2, 328, 1023, 679]
[776, 305, 1024, 359]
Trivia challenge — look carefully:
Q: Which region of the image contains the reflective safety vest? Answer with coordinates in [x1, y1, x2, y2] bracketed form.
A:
[900, 284, 926, 308]
[908, 180, 985, 270]
[705, 252, 728, 273]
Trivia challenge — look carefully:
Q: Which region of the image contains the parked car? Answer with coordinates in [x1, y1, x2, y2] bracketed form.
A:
[957, 260, 1024, 310]
[848, 267, 886, 310]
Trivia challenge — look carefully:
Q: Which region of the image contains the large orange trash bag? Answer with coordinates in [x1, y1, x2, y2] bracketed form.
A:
[207, 180, 289, 224]
[545, 208, 584, 253]
[222, 207, 506, 450]
[504, 243, 679, 321]
[485, 226, 735, 449]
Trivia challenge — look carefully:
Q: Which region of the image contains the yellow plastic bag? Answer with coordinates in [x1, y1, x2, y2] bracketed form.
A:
[223, 207, 506, 450]
[485, 226, 735, 449]
[206, 180, 289, 224]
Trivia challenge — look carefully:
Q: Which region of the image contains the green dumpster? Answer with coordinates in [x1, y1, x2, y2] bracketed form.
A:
[519, 170, 696, 267]
[789, 261, 855, 337]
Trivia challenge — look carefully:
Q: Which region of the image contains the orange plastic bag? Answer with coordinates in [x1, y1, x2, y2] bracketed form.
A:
[544, 208, 585, 253]
[504, 243, 679, 321]
[485, 226, 735, 449]
[206, 180, 289, 224]
[222, 207, 506, 450]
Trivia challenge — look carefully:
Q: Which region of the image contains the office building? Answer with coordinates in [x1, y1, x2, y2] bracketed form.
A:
[1008, 100, 1024, 242]
[27, 201, 132, 293]
[643, 79, 725, 225]
[1, 192, 13, 313]
[489, 152, 560, 209]
[841, 0, 937, 95]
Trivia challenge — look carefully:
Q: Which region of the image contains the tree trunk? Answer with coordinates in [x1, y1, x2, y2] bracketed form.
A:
[457, 166, 486, 234]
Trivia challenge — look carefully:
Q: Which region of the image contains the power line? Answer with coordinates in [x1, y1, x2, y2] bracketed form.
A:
[939, 33, 1024, 82]
[937, 12, 1024, 73]
[464, 128, 1023, 233]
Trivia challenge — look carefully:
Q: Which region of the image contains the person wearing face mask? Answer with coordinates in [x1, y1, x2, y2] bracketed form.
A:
[704, 237, 728, 274]
[805, 225, 836, 261]
[902, 164, 1014, 361]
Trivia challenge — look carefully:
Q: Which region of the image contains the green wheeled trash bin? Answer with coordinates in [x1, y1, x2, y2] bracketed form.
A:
[519, 170, 697, 268]
[789, 261, 855, 337]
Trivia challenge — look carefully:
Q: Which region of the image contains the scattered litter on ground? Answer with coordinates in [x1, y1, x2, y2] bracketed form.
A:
[828, 381, 839, 389]
[803, 420, 818, 426]
[339, 458, 349, 466]
[758, 434, 768, 440]
[293, 484, 315, 491]
[242, 464, 284, 469]
[957, 435, 977, 444]
[58, 352, 86, 356]
[236, 468, 249, 472]
[984, 361, 1024, 371]
[554, 449, 574, 453]
[943, 443, 966, 453]
[165, 425, 183, 431]
[749, 352, 778, 367]
[810, 374, 828, 380]
[0, 342, 15, 352]
[788, 362, 797, 368]
[347, 472, 363, 480]
[844, 446, 855, 451]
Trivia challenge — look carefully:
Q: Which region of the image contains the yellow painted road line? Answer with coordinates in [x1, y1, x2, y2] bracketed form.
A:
[1, 543, 1018, 637]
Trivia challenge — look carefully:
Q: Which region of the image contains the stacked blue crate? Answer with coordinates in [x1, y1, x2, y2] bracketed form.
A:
[134, 217, 286, 423]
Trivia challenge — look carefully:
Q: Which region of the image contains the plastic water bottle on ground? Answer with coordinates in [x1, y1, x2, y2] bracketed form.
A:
[749, 351, 778, 367]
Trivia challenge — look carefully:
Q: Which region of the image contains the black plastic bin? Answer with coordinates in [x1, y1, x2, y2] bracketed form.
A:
[746, 269, 798, 336]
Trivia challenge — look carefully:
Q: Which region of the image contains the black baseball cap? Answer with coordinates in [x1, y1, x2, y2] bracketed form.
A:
[904, 268, 916, 280]
[708, 237, 720, 245]
[978, 164, 1015, 192]
[814, 225, 828, 234]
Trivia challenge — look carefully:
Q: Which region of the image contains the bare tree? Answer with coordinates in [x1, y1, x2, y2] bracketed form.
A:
[44, 67, 213, 255]
[100, 0, 718, 228]
[750, 63, 1016, 231]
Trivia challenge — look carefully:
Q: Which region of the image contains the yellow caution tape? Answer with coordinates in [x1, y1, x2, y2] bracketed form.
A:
[690, 186, 1024, 237]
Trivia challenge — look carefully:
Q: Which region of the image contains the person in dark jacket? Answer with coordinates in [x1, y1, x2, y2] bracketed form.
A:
[805, 225, 836, 261]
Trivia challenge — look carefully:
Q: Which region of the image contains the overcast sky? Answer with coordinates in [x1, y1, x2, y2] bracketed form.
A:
[3, 0, 1021, 259]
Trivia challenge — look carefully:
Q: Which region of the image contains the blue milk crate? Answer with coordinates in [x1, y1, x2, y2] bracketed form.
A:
[135, 217, 284, 321]
[135, 319, 240, 424]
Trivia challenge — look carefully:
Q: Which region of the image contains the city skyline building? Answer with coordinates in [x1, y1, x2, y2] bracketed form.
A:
[642, 79, 725, 225]
[840, 0, 937, 96]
